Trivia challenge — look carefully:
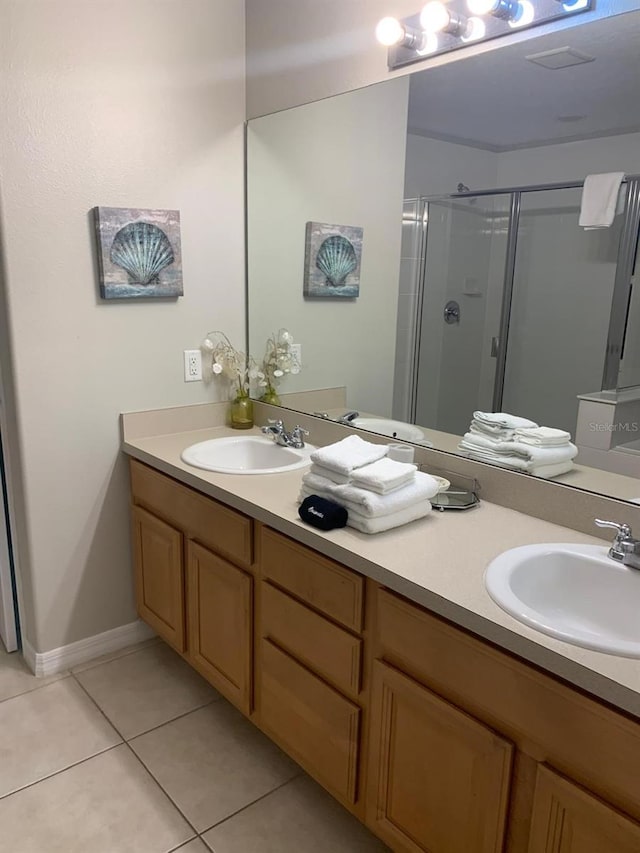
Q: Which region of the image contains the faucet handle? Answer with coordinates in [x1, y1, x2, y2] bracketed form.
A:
[267, 418, 284, 428]
[595, 519, 632, 538]
[292, 425, 309, 437]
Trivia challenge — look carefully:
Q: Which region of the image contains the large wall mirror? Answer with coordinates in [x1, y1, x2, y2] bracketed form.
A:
[247, 9, 640, 504]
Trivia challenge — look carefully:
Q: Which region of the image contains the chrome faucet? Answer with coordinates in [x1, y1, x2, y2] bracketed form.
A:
[261, 419, 309, 449]
[595, 519, 640, 570]
[337, 411, 359, 425]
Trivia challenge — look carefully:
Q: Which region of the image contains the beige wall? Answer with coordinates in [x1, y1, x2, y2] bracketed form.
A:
[245, 0, 640, 119]
[0, 0, 246, 652]
[247, 77, 410, 416]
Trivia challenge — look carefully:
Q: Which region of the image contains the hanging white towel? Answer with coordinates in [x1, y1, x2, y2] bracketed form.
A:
[579, 172, 625, 229]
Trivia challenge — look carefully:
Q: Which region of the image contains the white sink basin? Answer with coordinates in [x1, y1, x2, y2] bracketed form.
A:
[181, 436, 315, 475]
[352, 417, 430, 444]
[485, 544, 640, 657]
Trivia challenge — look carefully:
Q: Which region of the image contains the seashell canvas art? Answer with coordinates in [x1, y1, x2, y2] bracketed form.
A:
[94, 207, 183, 299]
[303, 222, 363, 298]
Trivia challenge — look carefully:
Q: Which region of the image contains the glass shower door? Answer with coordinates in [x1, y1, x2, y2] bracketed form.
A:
[502, 187, 623, 435]
[413, 193, 511, 436]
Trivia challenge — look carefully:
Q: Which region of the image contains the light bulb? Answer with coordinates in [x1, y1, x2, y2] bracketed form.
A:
[461, 16, 486, 41]
[562, 0, 589, 8]
[508, 0, 535, 27]
[375, 17, 405, 46]
[416, 32, 439, 55]
[420, 1, 450, 33]
[466, 0, 498, 13]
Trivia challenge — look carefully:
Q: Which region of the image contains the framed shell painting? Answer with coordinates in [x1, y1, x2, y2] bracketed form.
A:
[303, 222, 363, 298]
[94, 207, 183, 299]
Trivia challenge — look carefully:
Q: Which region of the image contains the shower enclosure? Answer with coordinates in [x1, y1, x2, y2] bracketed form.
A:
[396, 177, 640, 437]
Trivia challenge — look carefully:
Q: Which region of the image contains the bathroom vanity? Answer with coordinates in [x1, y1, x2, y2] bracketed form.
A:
[124, 415, 640, 853]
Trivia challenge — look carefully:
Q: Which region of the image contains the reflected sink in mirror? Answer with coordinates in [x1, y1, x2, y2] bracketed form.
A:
[485, 544, 640, 657]
[181, 436, 315, 475]
[352, 417, 431, 445]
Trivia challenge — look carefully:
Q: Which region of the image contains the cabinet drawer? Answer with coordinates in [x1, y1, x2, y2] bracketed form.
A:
[261, 581, 362, 698]
[259, 639, 361, 805]
[260, 527, 363, 632]
[130, 459, 252, 568]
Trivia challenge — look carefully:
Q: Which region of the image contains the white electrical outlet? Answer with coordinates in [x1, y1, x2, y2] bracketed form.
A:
[290, 343, 302, 366]
[183, 349, 202, 382]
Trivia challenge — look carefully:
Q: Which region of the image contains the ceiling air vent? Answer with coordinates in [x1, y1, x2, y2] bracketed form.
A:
[525, 47, 596, 70]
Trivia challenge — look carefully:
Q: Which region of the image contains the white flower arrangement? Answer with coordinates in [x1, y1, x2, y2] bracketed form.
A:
[201, 331, 255, 398]
[259, 328, 301, 401]
[201, 328, 301, 404]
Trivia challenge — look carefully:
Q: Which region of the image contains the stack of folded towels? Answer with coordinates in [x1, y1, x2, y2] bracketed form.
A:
[457, 412, 578, 478]
[299, 435, 440, 534]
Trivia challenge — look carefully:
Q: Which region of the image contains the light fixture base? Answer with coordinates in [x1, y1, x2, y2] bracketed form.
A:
[386, 0, 593, 70]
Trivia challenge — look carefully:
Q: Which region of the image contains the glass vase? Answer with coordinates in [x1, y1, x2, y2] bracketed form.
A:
[230, 389, 254, 430]
[260, 384, 281, 406]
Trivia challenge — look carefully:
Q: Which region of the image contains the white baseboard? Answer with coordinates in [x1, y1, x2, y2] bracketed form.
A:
[22, 619, 156, 677]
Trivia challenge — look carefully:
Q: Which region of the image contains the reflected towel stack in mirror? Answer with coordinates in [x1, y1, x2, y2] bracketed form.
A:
[458, 412, 578, 478]
[298, 436, 440, 534]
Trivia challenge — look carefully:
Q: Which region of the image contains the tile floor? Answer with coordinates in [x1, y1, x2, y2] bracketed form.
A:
[0, 636, 389, 852]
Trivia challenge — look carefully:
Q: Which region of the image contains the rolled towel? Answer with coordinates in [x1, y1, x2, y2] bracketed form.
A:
[472, 411, 538, 430]
[309, 463, 350, 485]
[350, 457, 417, 495]
[298, 495, 348, 530]
[514, 426, 571, 447]
[347, 502, 432, 534]
[310, 435, 387, 476]
[302, 470, 440, 518]
[579, 172, 625, 229]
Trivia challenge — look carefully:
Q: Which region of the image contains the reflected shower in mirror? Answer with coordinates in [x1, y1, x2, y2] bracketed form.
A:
[247, 10, 640, 502]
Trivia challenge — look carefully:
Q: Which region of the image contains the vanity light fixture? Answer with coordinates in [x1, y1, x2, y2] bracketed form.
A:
[378, 0, 593, 70]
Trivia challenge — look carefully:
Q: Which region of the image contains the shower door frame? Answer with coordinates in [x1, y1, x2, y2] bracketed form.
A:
[408, 175, 640, 425]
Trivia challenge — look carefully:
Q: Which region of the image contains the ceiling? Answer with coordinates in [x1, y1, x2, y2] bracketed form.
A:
[407, 11, 640, 152]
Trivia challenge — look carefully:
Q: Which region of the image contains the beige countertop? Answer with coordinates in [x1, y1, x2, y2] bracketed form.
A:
[122, 422, 640, 719]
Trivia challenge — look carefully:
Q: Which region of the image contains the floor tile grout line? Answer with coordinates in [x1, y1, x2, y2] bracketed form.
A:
[71, 671, 220, 743]
[166, 837, 200, 853]
[122, 739, 202, 839]
[124, 696, 222, 743]
[69, 637, 161, 675]
[196, 771, 304, 837]
[0, 671, 72, 707]
[0, 742, 122, 803]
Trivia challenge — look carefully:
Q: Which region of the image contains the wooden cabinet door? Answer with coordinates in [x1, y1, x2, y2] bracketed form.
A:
[528, 765, 640, 853]
[187, 541, 253, 714]
[367, 660, 513, 853]
[132, 504, 185, 652]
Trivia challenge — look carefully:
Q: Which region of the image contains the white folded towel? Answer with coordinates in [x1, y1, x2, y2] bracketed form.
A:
[346, 502, 432, 534]
[309, 463, 350, 485]
[530, 460, 575, 479]
[459, 433, 577, 466]
[310, 435, 387, 476]
[350, 457, 417, 495]
[514, 426, 572, 447]
[472, 412, 538, 430]
[470, 423, 517, 442]
[301, 470, 440, 518]
[299, 485, 432, 533]
[579, 172, 625, 229]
